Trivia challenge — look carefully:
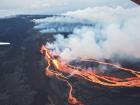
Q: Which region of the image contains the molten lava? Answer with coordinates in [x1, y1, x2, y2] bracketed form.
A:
[40, 45, 140, 105]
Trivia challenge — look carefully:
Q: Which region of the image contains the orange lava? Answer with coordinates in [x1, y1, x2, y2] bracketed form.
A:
[40, 45, 140, 105]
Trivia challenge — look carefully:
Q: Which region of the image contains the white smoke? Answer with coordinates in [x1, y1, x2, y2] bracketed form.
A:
[33, 16, 92, 33]
[46, 6, 140, 62]
[64, 6, 140, 24]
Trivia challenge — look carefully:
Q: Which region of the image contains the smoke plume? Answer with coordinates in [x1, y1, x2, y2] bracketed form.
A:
[34, 6, 140, 62]
[33, 16, 92, 33]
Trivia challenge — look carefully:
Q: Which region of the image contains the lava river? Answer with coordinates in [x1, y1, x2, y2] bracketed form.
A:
[40, 45, 140, 105]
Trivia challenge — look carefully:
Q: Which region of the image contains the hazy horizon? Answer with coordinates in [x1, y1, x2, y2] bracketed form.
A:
[0, 0, 138, 17]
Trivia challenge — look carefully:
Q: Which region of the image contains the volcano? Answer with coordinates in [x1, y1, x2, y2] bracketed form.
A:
[0, 15, 140, 105]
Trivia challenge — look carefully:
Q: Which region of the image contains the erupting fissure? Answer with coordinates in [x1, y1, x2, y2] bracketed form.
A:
[40, 45, 140, 105]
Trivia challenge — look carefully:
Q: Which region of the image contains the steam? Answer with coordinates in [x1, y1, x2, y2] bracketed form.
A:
[46, 6, 140, 62]
[33, 16, 92, 33]
[64, 6, 140, 24]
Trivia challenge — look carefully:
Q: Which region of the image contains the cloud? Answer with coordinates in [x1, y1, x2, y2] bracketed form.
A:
[0, 0, 137, 15]
[0, 10, 17, 18]
[44, 6, 140, 62]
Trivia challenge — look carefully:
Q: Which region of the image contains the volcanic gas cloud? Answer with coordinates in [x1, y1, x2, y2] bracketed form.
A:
[35, 6, 140, 105]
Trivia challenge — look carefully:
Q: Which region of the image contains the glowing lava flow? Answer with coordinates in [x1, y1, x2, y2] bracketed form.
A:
[41, 45, 83, 105]
[40, 45, 140, 105]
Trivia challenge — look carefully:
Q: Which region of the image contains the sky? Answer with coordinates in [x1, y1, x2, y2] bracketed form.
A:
[0, 0, 137, 15]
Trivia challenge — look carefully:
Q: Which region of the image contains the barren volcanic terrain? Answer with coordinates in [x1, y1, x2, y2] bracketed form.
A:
[0, 15, 140, 105]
